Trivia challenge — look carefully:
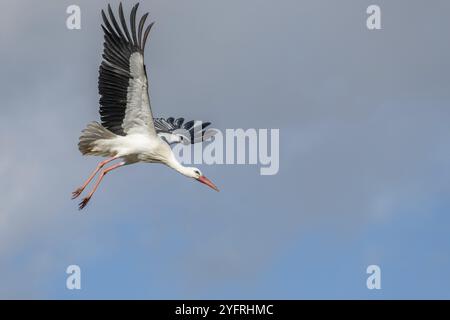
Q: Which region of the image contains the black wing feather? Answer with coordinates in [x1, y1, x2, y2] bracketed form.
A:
[106, 5, 123, 39]
[142, 22, 155, 50]
[138, 13, 149, 51]
[130, 4, 139, 47]
[119, 3, 133, 45]
[154, 117, 216, 144]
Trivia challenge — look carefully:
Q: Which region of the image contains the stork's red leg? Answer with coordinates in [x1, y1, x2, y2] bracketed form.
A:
[72, 157, 118, 199]
[78, 161, 125, 210]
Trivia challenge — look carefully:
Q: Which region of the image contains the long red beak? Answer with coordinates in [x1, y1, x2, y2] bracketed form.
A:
[197, 176, 219, 192]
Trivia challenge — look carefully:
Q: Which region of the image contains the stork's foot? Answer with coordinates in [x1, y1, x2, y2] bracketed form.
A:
[72, 187, 84, 199]
[78, 197, 91, 210]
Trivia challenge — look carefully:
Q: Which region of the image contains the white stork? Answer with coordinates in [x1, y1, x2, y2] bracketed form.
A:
[72, 2, 219, 210]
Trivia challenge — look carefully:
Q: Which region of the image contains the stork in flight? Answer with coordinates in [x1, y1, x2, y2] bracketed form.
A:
[72, 3, 219, 210]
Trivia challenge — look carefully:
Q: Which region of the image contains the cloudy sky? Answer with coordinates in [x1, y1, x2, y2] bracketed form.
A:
[1, 0, 450, 299]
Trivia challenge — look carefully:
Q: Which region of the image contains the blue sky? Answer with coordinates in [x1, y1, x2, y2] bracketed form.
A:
[1, 0, 450, 299]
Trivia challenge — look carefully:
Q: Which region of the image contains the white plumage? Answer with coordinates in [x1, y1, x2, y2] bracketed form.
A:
[73, 3, 218, 210]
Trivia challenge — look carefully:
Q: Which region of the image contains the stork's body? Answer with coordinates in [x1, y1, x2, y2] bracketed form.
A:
[73, 3, 218, 209]
[82, 126, 187, 169]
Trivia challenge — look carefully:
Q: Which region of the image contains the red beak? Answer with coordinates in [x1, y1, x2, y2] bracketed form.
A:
[197, 176, 219, 192]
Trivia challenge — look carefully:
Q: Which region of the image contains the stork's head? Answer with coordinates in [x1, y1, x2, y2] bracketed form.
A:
[187, 167, 219, 192]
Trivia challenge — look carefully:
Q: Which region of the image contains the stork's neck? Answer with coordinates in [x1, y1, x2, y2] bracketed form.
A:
[165, 154, 193, 178]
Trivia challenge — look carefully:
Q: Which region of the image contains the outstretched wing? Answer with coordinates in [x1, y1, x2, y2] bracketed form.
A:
[154, 117, 218, 145]
[99, 3, 156, 136]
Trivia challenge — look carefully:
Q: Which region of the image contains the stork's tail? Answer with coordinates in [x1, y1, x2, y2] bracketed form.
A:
[78, 121, 116, 156]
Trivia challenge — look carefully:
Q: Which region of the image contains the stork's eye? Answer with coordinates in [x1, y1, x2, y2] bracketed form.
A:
[194, 170, 200, 175]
